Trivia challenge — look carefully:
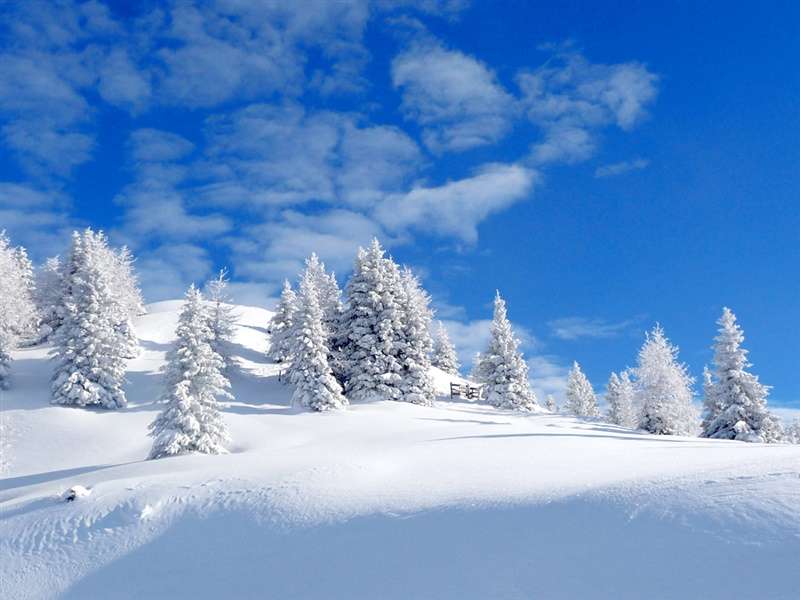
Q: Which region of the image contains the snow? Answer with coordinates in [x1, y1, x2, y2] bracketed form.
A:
[1, 302, 799, 599]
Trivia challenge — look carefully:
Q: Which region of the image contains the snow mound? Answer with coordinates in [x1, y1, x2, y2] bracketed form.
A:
[1, 301, 799, 599]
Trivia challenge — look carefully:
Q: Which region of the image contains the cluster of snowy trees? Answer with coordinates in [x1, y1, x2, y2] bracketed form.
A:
[270, 241, 460, 411]
[3, 228, 795, 455]
[0, 228, 143, 397]
[562, 310, 785, 443]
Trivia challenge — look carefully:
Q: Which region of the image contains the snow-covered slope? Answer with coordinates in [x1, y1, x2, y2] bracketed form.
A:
[1, 304, 799, 599]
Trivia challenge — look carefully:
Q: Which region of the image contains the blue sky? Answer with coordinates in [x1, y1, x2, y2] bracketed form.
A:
[1, 1, 798, 407]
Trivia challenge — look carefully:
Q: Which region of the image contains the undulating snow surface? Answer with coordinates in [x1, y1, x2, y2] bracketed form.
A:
[1, 304, 799, 599]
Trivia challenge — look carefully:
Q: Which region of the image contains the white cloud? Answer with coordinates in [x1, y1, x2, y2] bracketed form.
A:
[527, 355, 571, 402]
[229, 209, 385, 284]
[518, 47, 658, 166]
[548, 316, 641, 340]
[136, 243, 214, 302]
[392, 38, 515, 152]
[594, 157, 649, 178]
[0, 183, 74, 259]
[129, 129, 195, 163]
[375, 163, 537, 242]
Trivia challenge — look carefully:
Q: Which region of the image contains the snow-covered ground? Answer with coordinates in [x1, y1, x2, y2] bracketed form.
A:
[1, 303, 799, 599]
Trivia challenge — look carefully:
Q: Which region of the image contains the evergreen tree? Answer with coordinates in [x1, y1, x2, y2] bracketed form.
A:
[290, 272, 348, 411]
[51, 230, 130, 409]
[149, 285, 231, 458]
[635, 325, 697, 436]
[605, 370, 637, 427]
[34, 257, 65, 341]
[700, 366, 723, 435]
[205, 268, 238, 370]
[303, 253, 343, 331]
[785, 420, 800, 445]
[398, 268, 435, 406]
[472, 291, 537, 411]
[431, 321, 460, 375]
[545, 394, 557, 412]
[701, 307, 782, 443]
[337, 239, 405, 403]
[565, 361, 600, 418]
[0, 232, 37, 388]
[268, 279, 298, 365]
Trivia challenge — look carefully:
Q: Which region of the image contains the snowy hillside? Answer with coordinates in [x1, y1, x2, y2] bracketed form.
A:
[1, 303, 799, 599]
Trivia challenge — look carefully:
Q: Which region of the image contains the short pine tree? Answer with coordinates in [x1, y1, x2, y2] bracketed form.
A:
[545, 394, 557, 412]
[149, 286, 231, 458]
[290, 273, 348, 411]
[51, 230, 130, 409]
[337, 239, 405, 402]
[785, 420, 800, 445]
[605, 370, 637, 427]
[701, 308, 782, 443]
[472, 291, 537, 411]
[268, 280, 297, 365]
[565, 361, 600, 418]
[635, 325, 697, 436]
[398, 268, 435, 406]
[205, 268, 238, 370]
[431, 321, 460, 375]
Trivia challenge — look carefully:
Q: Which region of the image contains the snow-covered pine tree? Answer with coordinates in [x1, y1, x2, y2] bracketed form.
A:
[205, 268, 237, 370]
[110, 246, 145, 319]
[0, 232, 37, 388]
[786, 420, 800, 445]
[34, 257, 65, 341]
[701, 307, 782, 443]
[472, 291, 537, 411]
[398, 268, 435, 406]
[605, 370, 637, 427]
[565, 361, 600, 418]
[51, 229, 130, 409]
[268, 280, 297, 366]
[431, 321, 460, 375]
[545, 394, 557, 412]
[700, 366, 722, 435]
[635, 325, 697, 436]
[290, 271, 348, 411]
[337, 239, 405, 403]
[303, 253, 343, 330]
[148, 285, 231, 458]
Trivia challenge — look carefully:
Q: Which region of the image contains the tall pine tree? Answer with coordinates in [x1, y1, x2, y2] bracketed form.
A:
[51, 230, 131, 409]
[149, 286, 231, 458]
[472, 292, 537, 411]
[337, 239, 405, 403]
[635, 325, 697, 436]
[290, 272, 348, 411]
[398, 268, 435, 406]
[701, 308, 782, 443]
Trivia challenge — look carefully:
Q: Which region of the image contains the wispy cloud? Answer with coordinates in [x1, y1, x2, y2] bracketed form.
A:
[376, 163, 538, 243]
[392, 35, 516, 152]
[594, 157, 650, 178]
[548, 316, 642, 341]
[518, 45, 658, 166]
